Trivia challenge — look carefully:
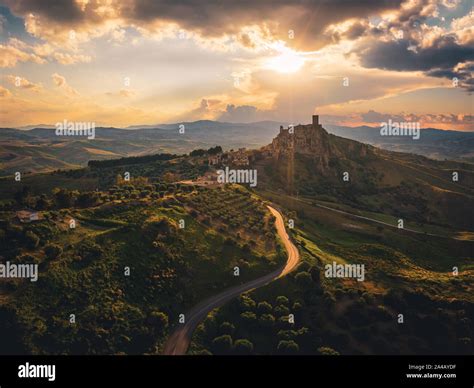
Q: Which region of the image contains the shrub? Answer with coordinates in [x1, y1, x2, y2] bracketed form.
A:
[295, 271, 312, 288]
[277, 340, 299, 354]
[211, 335, 233, 354]
[148, 311, 168, 334]
[275, 296, 289, 306]
[219, 322, 235, 335]
[257, 301, 273, 314]
[317, 346, 340, 355]
[233, 339, 254, 354]
[44, 243, 63, 261]
[240, 311, 257, 324]
[259, 314, 275, 328]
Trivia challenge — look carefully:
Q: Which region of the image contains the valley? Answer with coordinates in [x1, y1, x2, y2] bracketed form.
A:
[0, 118, 472, 356]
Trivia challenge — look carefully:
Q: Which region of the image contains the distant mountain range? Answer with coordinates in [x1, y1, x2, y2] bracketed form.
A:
[1, 120, 472, 177]
[324, 124, 474, 161]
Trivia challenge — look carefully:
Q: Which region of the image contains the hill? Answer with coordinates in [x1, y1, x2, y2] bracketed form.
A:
[0, 121, 286, 177]
[253, 116, 474, 230]
[0, 119, 472, 355]
[324, 124, 474, 162]
[3, 119, 470, 177]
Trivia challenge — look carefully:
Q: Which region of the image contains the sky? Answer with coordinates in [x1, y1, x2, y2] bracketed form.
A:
[0, 0, 472, 130]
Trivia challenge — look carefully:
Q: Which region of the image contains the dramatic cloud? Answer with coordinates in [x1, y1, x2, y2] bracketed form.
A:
[358, 110, 474, 128]
[3, 0, 404, 49]
[0, 1, 472, 129]
[348, 0, 474, 91]
[361, 110, 406, 123]
[218, 104, 266, 123]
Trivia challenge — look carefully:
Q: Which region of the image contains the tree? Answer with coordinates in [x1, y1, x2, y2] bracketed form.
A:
[292, 301, 303, 312]
[257, 301, 273, 314]
[219, 322, 235, 335]
[148, 311, 168, 334]
[162, 172, 177, 183]
[77, 241, 103, 263]
[277, 340, 299, 354]
[274, 305, 290, 317]
[212, 335, 233, 354]
[240, 311, 257, 324]
[317, 346, 340, 355]
[276, 296, 289, 306]
[76, 192, 99, 208]
[259, 314, 275, 328]
[239, 295, 256, 311]
[36, 194, 51, 210]
[190, 149, 206, 157]
[44, 243, 63, 261]
[233, 339, 254, 354]
[207, 146, 223, 155]
[295, 271, 312, 288]
[52, 188, 77, 208]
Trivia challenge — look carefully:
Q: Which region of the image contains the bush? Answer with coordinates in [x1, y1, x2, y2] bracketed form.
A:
[295, 271, 312, 288]
[257, 301, 273, 314]
[219, 322, 235, 335]
[259, 314, 275, 328]
[274, 305, 290, 316]
[275, 296, 289, 306]
[317, 346, 340, 355]
[239, 295, 256, 311]
[233, 339, 254, 354]
[240, 311, 257, 324]
[148, 311, 168, 334]
[44, 243, 63, 261]
[277, 340, 299, 354]
[211, 335, 233, 354]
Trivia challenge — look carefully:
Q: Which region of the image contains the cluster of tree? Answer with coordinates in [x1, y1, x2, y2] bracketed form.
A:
[13, 186, 100, 210]
[197, 255, 474, 355]
[188, 188, 267, 235]
[189, 146, 223, 157]
[88, 153, 177, 168]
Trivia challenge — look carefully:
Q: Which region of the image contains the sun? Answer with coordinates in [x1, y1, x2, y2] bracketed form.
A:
[264, 49, 306, 74]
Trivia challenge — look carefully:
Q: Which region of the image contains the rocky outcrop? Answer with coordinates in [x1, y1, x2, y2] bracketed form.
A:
[268, 115, 335, 170]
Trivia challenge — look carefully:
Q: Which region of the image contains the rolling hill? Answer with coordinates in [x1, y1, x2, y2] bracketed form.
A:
[1, 120, 471, 177]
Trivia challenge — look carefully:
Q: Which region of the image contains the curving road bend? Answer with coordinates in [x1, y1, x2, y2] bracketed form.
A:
[163, 205, 300, 355]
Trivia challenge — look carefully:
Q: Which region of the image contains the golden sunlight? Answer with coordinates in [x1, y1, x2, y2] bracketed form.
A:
[264, 49, 306, 74]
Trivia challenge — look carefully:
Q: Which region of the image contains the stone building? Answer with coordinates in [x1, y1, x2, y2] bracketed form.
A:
[269, 115, 331, 169]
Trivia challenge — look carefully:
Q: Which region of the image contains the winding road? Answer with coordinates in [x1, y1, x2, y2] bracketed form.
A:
[163, 205, 300, 355]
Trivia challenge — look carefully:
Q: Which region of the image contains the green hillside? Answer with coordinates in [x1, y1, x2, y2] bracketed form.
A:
[0, 181, 285, 354]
